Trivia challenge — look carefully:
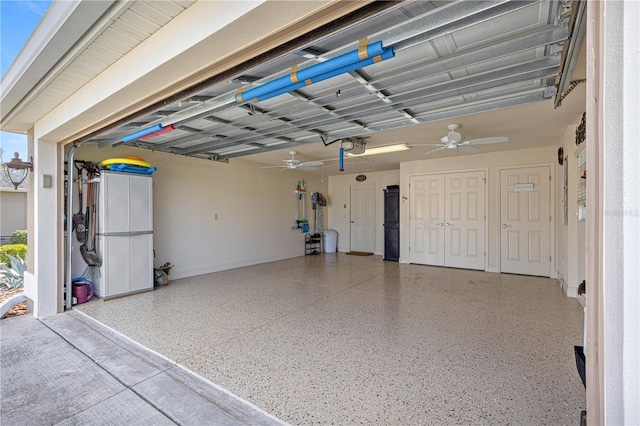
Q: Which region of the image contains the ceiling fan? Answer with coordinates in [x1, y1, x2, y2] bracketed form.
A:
[260, 151, 325, 171]
[410, 123, 508, 156]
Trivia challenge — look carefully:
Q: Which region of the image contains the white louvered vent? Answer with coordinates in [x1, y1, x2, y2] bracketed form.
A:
[577, 148, 587, 203]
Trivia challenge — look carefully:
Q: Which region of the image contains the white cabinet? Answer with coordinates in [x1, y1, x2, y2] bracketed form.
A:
[98, 173, 152, 234]
[97, 233, 153, 298]
[95, 172, 153, 299]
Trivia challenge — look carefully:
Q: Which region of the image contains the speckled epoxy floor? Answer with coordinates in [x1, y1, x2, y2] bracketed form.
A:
[76, 254, 585, 424]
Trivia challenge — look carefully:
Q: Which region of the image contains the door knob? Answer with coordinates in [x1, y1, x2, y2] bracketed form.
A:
[445, 222, 453, 227]
[436, 223, 443, 227]
[502, 224, 511, 228]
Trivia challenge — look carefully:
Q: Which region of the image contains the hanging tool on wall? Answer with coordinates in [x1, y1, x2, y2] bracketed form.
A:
[293, 180, 309, 232]
[72, 161, 85, 236]
[79, 165, 102, 280]
[312, 192, 327, 234]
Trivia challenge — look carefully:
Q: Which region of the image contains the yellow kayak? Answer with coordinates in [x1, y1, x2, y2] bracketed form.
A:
[99, 157, 152, 168]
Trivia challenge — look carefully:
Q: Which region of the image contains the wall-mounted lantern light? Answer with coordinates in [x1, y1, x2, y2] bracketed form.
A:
[3, 152, 33, 190]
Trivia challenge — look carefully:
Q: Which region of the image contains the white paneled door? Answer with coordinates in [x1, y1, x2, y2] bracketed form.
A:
[444, 172, 485, 270]
[350, 184, 375, 253]
[500, 166, 551, 276]
[410, 171, 485, 270]
[409, 174, 445, 265]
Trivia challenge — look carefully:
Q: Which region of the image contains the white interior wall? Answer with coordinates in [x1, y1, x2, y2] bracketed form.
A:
[327, 170, 400, 254]
[399, 146, 557, 275]
[555, 124, 586, 297]
[71, 145, 328, 280]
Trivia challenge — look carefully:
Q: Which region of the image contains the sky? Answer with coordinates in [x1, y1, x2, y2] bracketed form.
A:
[0, 0, 52, 162]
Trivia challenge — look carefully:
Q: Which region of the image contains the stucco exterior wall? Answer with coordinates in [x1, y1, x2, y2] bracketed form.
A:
[0, 190, 27, 237]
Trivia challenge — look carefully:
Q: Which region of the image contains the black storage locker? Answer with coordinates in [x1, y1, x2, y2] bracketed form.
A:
[383, 185, 400, 261]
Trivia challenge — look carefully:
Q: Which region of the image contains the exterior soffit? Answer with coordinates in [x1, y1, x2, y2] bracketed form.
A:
[1, 1, 118, 132]
[11, 1, 370, 144]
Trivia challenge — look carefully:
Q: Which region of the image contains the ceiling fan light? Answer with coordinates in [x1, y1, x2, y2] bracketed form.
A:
[346, 143, 409, 157]
[447, 131, 463, 143]
[342, 140, 354, 150]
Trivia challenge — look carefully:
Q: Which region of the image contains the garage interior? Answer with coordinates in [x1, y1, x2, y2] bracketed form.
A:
[3, 0, 591, 423]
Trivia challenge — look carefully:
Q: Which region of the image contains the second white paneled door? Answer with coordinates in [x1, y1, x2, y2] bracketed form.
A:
[350, 184, 376, 253]
[410, 171, 485, 270]
[500, 166, 551, 276]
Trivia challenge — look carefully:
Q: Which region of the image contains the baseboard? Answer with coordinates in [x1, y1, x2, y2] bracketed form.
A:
[559, 276, 579, 298]
[558, 276, 567, 292]
[170, 251, 302, 280]
[566, 286, 578, 298]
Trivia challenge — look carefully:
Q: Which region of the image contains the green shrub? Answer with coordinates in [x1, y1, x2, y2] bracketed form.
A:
[10, 230, 27, 245]
[0, 244, 27, 265]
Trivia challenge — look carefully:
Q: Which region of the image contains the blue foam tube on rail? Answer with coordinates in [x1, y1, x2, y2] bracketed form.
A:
[253, 47, 395, 103]
[122, 124, 164, 142]
[235, 41, 386, 102]
[339, 147, 344, 172]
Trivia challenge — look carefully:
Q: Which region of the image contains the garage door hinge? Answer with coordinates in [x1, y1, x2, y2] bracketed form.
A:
[550, 256, 552, 262]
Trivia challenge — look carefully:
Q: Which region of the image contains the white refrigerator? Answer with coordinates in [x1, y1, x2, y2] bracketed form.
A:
[95, 171, 153, 299]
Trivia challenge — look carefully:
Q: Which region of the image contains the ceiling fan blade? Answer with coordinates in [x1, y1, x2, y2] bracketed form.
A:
[299, 161, 325, 167]
[260, 164, 287, 169]
[458, 145, 481, 153]
[421, 147, 446, 156]
[465, 136, 508, 145]
[407, 143, 444, 147]
[298, 166, 318, 171]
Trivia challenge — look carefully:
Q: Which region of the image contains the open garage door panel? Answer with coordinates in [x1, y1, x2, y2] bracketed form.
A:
[79, 0, 573, 165]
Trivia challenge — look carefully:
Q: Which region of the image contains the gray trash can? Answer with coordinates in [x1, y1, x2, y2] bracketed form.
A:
[323, 230, 338, 253]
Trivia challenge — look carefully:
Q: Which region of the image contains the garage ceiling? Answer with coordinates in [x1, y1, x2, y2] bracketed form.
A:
[86, 0, 586, 175]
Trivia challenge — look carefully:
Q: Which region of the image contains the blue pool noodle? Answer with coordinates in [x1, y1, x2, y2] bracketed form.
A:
[122, 124, 164, 142]
[254, 47, 394, 102]
[236, 41, 386, 102]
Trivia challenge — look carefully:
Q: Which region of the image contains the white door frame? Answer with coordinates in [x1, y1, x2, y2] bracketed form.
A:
[497, 163, 555, 277]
